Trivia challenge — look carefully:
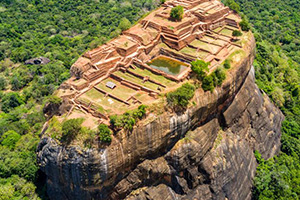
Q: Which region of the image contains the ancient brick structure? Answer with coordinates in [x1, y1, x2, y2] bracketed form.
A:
[61, 0, 243, 119]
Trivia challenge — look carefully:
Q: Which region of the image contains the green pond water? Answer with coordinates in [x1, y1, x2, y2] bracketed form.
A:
[147, 56, 188, 76]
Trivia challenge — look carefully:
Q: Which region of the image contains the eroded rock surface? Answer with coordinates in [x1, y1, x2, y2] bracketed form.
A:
[37, 34, 284, 200]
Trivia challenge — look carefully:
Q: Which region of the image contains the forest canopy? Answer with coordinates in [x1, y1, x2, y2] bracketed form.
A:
[223, 0, 300, 199]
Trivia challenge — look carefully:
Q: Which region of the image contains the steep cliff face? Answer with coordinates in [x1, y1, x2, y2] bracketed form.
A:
[37, 34, 284, 200]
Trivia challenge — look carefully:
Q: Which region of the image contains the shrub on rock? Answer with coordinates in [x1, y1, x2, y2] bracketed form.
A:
[191, 59, 210, 80]
[167, 83, 195, 110]
[202, 75, 215, 92]
[62, 118, 83, 141]
[98, 124, 112, 143]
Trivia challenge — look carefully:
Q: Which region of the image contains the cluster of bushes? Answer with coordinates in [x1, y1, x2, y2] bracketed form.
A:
[51, 118, 112, 144]
[191, 59, 210, 80]
[98, 124, 112, 143]
[110, 105, 147, 132]
[191, 59, 227, 92]
[202, 68, 227, 92]
[166, 83, 195, 111]
[61, 118, 84, 142]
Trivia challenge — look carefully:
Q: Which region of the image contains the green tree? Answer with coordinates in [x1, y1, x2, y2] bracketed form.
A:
[223, 59, 231, 69]
[170, 6, 184, 21]
[62, 118, 83, 141]
[119, 17, 131, 31]
[0, 175, 40, 200]
[191, 59, 210, 80]
[0, 76, 7, 90]
[98, 124, 112, 143]
[202, 75, 215, 92]
[232, 30, 242, 37]
[132, 105, 147, 120]
[0, 130, 21, 150]
[10, 76, 22, 91]
[48, 95, 62, 105]
[239, 19, 250, 31]
[214, 68, 226, 86]
[109, 105, 147, 132]
[224, 0, 240, 12]
[1, 92, 24, 113]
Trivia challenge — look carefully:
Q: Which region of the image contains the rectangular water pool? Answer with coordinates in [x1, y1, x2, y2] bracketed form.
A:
[147, 56, 188, 76]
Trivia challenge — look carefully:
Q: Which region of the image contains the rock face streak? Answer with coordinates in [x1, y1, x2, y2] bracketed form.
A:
[37, 35, 284, 199]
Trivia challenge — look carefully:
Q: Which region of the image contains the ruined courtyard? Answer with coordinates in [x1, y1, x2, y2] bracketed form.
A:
[56, 0, 246, 127]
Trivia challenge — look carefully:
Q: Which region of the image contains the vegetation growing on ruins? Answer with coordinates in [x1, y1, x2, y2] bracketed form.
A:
[232, 30, 242, 37]
[166, 83, 195, 110]
[170, 6, 184, 21]
[223, 59, 231, 69]
[201, 68, 227, 92]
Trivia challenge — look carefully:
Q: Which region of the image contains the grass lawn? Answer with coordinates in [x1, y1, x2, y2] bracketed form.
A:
[211, 39, 227, 46]
[85, 88, 105, 99]
[190, 40, 220, 54]
[80, 89, 131, 114]
[129, 66, 177, 87]
[96, 78, 136, 100]
[213, 26, 223, 33]
[200, 36, 216, 43]
[134, 93, 152, 102]
[190, 40, 210, 48]
[79, 90, 109, 114]
[220, 28, 233, 37]
[180, 47, 198, 56]
[114, 71, 159, 91]
[180, 47, 209, 59]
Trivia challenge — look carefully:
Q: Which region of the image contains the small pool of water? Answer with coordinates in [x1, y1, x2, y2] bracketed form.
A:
[147, 56, 188, 76]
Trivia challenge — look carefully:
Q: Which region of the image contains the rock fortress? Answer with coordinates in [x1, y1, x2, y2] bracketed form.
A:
[55, 0, 244, 127]
[38, 1, 285, 199]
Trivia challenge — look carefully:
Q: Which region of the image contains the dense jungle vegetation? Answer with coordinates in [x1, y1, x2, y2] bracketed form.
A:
[0, 0, 160, 198]
[0, 0, 299, 199]
[229, 0, 300, 199]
